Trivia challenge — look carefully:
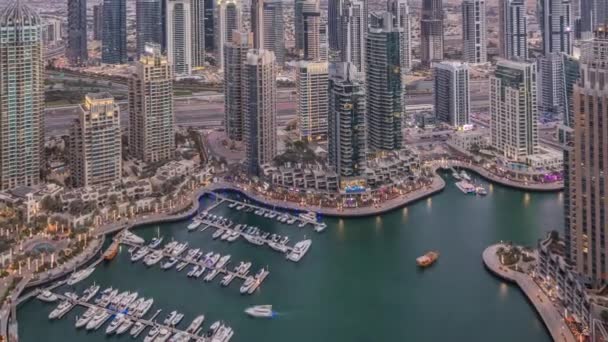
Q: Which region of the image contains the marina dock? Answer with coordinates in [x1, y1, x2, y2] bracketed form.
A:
[206, 193, 323, 230]
[117, 238, 270, 295]
[44, 288, 233, 342]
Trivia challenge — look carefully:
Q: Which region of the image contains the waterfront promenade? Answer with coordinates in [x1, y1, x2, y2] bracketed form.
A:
[430, 160, 564, 192]
[482, 244, 576, 342]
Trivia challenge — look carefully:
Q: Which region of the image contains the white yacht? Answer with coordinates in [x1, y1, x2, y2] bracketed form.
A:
[212, 228, 224, 239]
[239, 277, 255, 294]
[460, 170, 472, 181]
[116, 318, 134, 335]
[227, 231, 240, 242]
[244, 305, 274, 318]
[86, 310, 111, 330]
[37, 290, 58, 303]
[314, 222, 327, 233]
[171, 312, 184, 326]
[144, 251, 164, 266]
[48, 301, 73, 319]
[268, 241, 288, 253]
[105, 315, 125, 334]
[287, 239, 312, 262]
[163, 241, 178, 254]
[163, 311, 178, 325]
[220, 273, 236, 286]
[220, 230, 232, 240]
[80, 284, 100, 302]
[143, 325, 160, 342]
[154, 327, 172, 342]
[66, 267, 95, 286]
[136, 298, 154, 317]
[161, 257, 179, 270]
[186, 315, 205, 333]
[204, 268, 220, 282]
[131, 247, 150, 262]
[122, 231, 145, 245]
[243, 234, 265, 246]
[235, 262, 252, 275]
[130, 321, 146, 337]
[299, 211, 317, 222]
[75, 307, 97, 328]
[171, 243, 189, 256]
[148, 236, 164, 249]
[187, 220, 202, 231]
[216, 255, 231, 269]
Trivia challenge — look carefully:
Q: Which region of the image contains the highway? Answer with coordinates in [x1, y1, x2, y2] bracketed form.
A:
[44, 91, 489, 135]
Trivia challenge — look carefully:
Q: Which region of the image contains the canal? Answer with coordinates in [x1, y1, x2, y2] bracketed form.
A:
[18, 173, 559, 341]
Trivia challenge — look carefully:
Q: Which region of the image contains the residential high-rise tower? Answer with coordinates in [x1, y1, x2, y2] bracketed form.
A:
[67, 0, 88, 65]
[499, 0, 528, 60]
[433, 61, 470, 127]
[297, 61, 329, 140]
[462, 0, 487, 63]
[102, 0, 127, 64]
[69, 93, 122, 187]
[224, 31, 252, 141]
[0, 1, 45, 190]
[420, 0, 444, 66]
[129, 44, 175, 163]
[167, 0, 192, 75]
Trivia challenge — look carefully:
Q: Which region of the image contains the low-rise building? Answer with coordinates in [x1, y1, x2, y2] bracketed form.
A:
[447, 129, 490, 153]
[525, 148, 563, 169]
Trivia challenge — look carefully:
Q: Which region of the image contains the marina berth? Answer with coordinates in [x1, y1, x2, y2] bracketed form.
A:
[66, 267, 95, 286]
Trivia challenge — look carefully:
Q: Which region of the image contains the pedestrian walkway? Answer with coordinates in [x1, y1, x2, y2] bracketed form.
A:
[482, 244, 576, 342]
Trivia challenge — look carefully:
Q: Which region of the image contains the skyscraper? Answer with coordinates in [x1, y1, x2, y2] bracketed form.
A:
[567, 29, 608, 287]
[366, 12, 403, 152]
[204, 0, 215, 51]
[224, 31, 252, 141]
[102, 0, 127, 64]
[215, 0, 242, 70]
[297, 61, 329, 140]
[295, 0, 305, 53]
[251, 0, 264, 49]
[93, 5, 103, 40]
[499, 0, 527, 60]
[420, 0, 444, 66]
[490, 59, 539, 161]
[67, 0, 88, 65]
[339, 0, 366, 73]
[69, 93, 122, 188]
[327, 0, 341, 51]
[302, 0, 321, 61]
[167, 0, 192, 75]
[136, 0, 163, 56]
[539, 0, 573, 55]
[262, 0, 285, 65]
[0, 1, 44, 190]
[462, 0, 487, 63]
[129, 44, 175, 163]
[537, 52, 579, 123]
[191, 0, 205, 67]
[388, 0, 412, 72]
[433, 61, 470, 127]
[328, 62, 366, 182]
[243, 49, 277, 175]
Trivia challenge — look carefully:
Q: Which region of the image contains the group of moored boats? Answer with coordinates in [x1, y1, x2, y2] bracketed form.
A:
[42, 285, 234, 342]
[226, 201, 327, 232]
[126, 236, 267, 292]
[196, 214, 312, 262]
[238, 268, 270, 295]
[452, 170, 487, 196]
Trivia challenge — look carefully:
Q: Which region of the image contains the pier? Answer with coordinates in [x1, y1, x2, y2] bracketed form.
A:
[205, 192, 320, 228]
[45, 289, 232, 342]
[197, 217, 296, 254]
[116, 238, 270, 294]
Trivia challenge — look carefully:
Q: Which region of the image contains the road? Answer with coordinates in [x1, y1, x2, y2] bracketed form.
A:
[44, 91, 489, 135]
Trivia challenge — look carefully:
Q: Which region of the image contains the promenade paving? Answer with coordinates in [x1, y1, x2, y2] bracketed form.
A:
[483, 244, 576, 342]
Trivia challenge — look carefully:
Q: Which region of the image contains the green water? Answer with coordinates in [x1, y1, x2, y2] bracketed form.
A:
[18, 174, 559, 341]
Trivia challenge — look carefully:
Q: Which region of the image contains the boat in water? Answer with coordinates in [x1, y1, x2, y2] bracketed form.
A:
[37, 290, 58, 303]
[187, 220, 202, 231]
[416, 251, 439, 267]
[455, 180, 476, 194]
[144, 250, 164, 266]
[143, 325, 160, 342]
[244, 305, 274, 318]
[148, 236, 164, 249]
[104, 240, 120, 261]
[80, 283, 100, 302]
[131, 247, 150, 262]
[67, 267, 95, 286]
[122, 231, 145, 245]
[314, 222, 327, 233]
[460, 170, 472, 181]
[48, 301, 73, 319]
[86, 310, 111, 330]
[239, 277, 255, 294]
[75, 307, 97, 328]
[298, 211, 317, 222]
[186, 315, 205, 333]
[476, 186, 488, 196]
[287, 240, 312, 262]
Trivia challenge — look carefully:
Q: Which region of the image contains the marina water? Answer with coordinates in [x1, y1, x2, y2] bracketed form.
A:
[18, 173, 557, 341]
